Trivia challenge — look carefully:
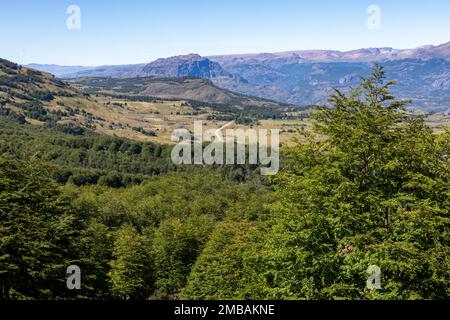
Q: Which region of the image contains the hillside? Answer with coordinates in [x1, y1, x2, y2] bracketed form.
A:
[68, 76, 293, 110]
[0, 58, 100, 126]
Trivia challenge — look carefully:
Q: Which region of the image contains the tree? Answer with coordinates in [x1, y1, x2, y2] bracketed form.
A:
[152, 215, 215, 297]
[73, 221, 113, 299]
[0, 156, 77, 299]
[108, 224, 154, 299]
[183, 221, 266, 300]
[261, 65, 450, 299]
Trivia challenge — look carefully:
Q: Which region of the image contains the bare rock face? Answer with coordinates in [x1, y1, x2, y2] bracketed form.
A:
[431, 72, 450, 89]
[139, 54, 232, 79]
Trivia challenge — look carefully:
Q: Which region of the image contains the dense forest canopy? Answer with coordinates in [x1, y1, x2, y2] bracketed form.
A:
[0, 66, 449, 300]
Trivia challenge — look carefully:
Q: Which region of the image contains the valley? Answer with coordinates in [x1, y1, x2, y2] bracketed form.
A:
[2, 58, 447, 149]
[1, 55, 449, 301]
[0, 58, 309, 145]
[2, 1, 450, 304]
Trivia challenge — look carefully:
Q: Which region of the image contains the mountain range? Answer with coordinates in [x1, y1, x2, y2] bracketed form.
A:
[28, 42, 450, 113]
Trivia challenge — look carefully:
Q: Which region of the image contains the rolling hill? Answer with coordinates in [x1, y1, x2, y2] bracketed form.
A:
[67, 76, 292, 109]
[0, 58, 98, 126]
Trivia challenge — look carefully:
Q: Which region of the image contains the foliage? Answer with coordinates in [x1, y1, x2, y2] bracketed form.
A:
[260, 65, 450, 299]
[183, 220, 266, 300]
[0, 156, 77, 299]
[108, 224, 153, 299]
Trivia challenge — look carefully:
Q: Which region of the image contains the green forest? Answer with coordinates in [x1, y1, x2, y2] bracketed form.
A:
[1, 66, 449, 300]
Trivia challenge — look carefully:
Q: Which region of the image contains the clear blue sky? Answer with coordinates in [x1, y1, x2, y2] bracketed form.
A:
[1, 0, 449, 66]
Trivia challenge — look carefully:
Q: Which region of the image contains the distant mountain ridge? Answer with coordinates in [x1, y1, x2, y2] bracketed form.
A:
[210, 41, 450, 64]
[26, 42, 450, 112]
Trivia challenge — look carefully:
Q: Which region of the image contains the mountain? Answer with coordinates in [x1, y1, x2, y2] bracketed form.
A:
[138, 54, 233, 79]
[67, 63, 146, 78]
[211, 58, 450, 113]
[209, 42, 450, 112]
[26, 42, 450, 112]
[30, 63, 146, 79]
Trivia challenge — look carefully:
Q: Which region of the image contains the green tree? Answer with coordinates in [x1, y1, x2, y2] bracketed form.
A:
[262, 65, 450, 299]
[183, 221, 265, 300]
[108, 224, 154, 299]
[0, 156, 77, 299]
[152, 215, 215, 297]
[74, 221, 114, 299]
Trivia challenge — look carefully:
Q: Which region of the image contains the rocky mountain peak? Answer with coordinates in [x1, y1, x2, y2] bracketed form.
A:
[140, 54, 232, 79]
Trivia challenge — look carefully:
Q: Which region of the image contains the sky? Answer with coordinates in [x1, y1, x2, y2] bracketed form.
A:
[1, 0, 449, 66]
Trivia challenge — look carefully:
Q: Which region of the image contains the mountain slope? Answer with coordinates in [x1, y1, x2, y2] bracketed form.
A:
[212, 58, 450, 112]
[0, 58, 100, 126]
